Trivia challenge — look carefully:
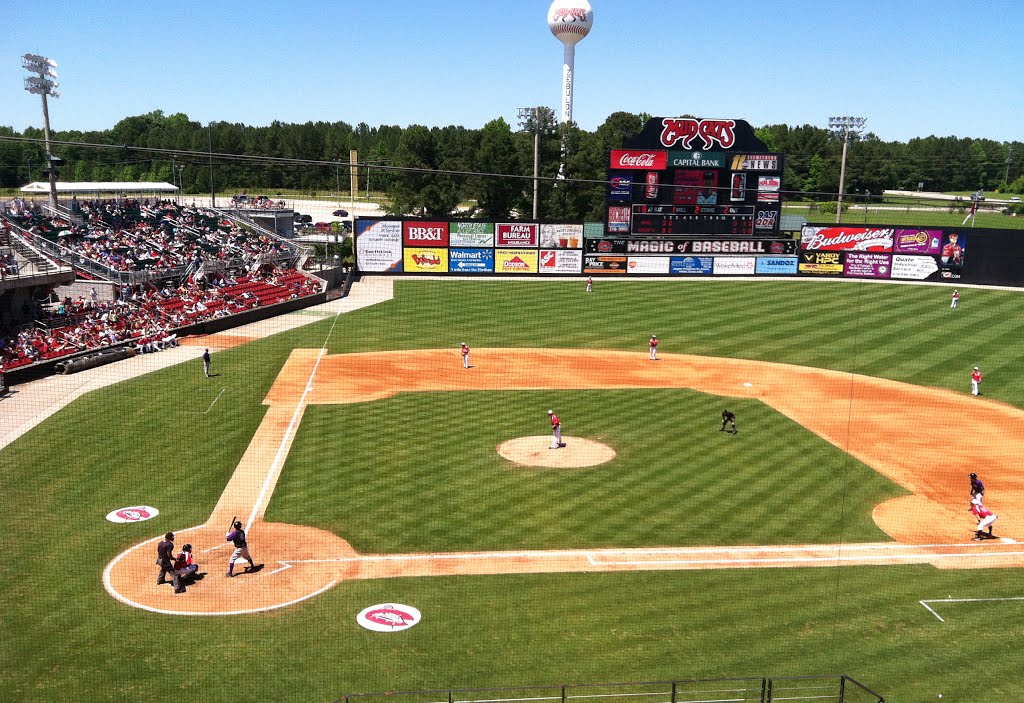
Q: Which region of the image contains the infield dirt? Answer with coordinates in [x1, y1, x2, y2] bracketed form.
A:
[105, 348, 1024, 615]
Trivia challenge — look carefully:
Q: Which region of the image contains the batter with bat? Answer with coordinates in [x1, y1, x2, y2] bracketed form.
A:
[225, 516, 260, 577]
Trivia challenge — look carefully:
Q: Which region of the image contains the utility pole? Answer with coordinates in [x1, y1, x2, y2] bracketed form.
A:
[22, 54, 61, 212]
[828, 116, 867, 224]
[1006, 145, 1014, 186]
[208, 123, 215, 207]
[516, 107, 548, 220]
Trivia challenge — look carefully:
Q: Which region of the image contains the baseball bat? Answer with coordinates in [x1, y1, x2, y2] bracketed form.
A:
[228, 515, 237, 533]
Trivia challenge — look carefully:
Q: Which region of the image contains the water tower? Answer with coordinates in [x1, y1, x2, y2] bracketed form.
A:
[547, 0, 593, 126]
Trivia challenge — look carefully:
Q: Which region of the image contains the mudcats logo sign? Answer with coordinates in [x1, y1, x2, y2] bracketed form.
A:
[356, 603, 422, 632]
[106, 506, 160, 523]
[659, 118, 737, 150]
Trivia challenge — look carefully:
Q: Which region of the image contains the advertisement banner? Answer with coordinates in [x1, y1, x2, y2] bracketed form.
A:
[609, 149, 668, 170]
[495, 248, 538, 274]
[800, 226, 894, 252]
[496, 222, 539, 247]
[730, 154, 781, 170]
[539, 223, 583, 249]
[939, 230, 967, 279]
[607, 206, 631, 232]
[730, 173, 747, 202]
[713, 256, 756, 275]
[449, 247, 495, 273]
[449, 221, 495, 247]
[755, 256, 799, 275]
[403, 220, 449, 247]
[645, 171, 659, 200]
[891, 254, 940, 281]
[608, 172, 633, 201]
[586, 238, 797, 256]
[627, 256, 671, 274]
[539, 249, 583, 274]
[583, 222, 605, 238]
[844, 252, 892, 278]
[754, 208, 780, 232]
[893, 228, 942, 254]
[403, 247, 448, 273]
[757, 175, 781, 202]
[584, 255, 628, 274]
[670, 256, 714, 274]
[798, 251, 844, 275]
[355, 219, 403, 272]
[668, 151, 729, 168]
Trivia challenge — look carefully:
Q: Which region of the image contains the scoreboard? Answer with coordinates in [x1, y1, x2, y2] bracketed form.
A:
[607, 117, 784, 237]
[631, 204, 756, 235]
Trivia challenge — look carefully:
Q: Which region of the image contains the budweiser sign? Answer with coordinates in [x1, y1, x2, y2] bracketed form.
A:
[659, 118, 736, 150]
[610, 149, 667, 170]
[801, 226, 895, 252]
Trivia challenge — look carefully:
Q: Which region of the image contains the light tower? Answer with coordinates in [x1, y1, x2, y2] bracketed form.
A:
[22, 53, 61, 211]
[828, 115, 867, 224]
[547, 0, 592, 174]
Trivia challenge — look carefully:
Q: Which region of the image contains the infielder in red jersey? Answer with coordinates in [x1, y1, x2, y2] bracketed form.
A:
[970, 496, 997, 539]
[971, 367, 982, 396]
[461, 342, 470, 369]
[649, 335, 659, 361]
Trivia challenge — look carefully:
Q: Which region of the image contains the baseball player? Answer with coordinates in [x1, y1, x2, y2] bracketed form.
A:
[971, 366, 982, 396]
[174, 543, 199, 582]
[942, 232, 964, 266]
[649, 335, 659, 361]
[969, 472, 985, 499]
[156, 531, 184, 593]
[548, 409, 562, 449]
[202, 348, 211, 378]
[951, 289, 959, 308]
[586, 276, 593, 293]
[225, 521, 259, 577]
[970, 495, 997, 540]
[720, 409, 737, 434]
[461, 342, 470, 369]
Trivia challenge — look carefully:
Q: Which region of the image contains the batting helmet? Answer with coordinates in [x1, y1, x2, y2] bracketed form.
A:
[970, 473, 978, 479]
[234, 521, 242, 529]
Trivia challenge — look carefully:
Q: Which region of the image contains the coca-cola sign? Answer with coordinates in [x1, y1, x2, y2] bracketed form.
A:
[659, 118, 736, 150]
[800, 226, 894, 253]
[610, 149, 667, 170]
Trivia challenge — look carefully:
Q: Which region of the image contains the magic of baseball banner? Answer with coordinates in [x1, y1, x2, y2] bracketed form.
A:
[586, 238, 796, 256]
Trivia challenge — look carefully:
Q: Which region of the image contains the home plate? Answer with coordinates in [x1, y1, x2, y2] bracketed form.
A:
[743, 382, 753, 387]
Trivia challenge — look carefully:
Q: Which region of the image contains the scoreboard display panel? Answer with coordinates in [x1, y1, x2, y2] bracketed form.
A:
[608, 117, 784, 237]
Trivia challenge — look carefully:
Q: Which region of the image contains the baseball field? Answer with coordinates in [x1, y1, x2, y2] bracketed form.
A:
[4, 277, 1024, 702]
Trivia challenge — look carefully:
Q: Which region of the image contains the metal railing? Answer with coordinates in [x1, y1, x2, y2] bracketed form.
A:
[335, 677, 883, 703]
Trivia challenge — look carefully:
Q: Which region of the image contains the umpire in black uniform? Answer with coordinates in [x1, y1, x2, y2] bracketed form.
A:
[157, 532, 184, 593]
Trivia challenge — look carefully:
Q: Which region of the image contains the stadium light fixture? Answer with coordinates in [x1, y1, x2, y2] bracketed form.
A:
[22, 53, 61, 211]
[828, 116, 867, 224]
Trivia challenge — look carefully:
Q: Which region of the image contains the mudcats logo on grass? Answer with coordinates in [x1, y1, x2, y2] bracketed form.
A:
[356, 603, 421, 632]
[106, 506, 159, 523]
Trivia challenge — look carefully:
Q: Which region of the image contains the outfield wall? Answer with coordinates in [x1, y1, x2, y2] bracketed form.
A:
[355, 217, 1022, 286]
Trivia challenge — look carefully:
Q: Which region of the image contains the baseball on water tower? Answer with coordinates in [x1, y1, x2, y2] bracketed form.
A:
[547, 0, 593, 45]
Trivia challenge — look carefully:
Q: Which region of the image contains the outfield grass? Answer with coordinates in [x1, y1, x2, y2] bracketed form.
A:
[3, 279, 1024, 702]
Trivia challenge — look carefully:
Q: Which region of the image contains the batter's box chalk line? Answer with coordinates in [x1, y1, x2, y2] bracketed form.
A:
[920, 595, 1024, 622]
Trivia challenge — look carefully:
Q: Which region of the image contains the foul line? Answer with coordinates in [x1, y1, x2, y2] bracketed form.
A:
[920, 596, 1024, 622]
[244, 304, 346, 534]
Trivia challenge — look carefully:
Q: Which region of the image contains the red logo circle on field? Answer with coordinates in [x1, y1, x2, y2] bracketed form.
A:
[106, 506, 160, 523]
[356, 603, 422, 632]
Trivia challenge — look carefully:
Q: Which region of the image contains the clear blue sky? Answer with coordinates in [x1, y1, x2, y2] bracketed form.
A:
[3, 0, 1022, 143]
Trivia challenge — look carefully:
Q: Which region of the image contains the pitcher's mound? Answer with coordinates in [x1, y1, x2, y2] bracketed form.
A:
[497, 436, 616, 468]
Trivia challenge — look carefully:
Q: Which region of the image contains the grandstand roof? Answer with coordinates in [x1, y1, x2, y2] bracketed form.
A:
[19, 181, 179, 194]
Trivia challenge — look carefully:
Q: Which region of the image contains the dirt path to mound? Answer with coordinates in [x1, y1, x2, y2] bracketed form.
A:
[105, 349, 1024, 615]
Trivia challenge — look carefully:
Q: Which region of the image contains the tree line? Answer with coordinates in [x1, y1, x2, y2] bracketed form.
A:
[1, 110, 1021, 221]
